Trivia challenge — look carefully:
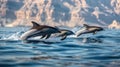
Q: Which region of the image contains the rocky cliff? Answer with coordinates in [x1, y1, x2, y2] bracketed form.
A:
[0, 0, 120, 27]
[108, 20, 120, 29]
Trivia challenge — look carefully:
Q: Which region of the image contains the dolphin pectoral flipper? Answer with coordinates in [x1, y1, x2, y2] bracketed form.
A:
[77, 33, 82, 37]
[41, 35, 47, 39]
[61, 35, 67, 40]
[45, 34, 51, 39]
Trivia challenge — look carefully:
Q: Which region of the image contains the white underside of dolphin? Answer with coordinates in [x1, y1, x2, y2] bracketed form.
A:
[76, 24, 104, 37]
[20, 21, 61, 40]
[20, 29, 37, 40]
[20, 28, 55, 40]
[76, 27, 86, 36]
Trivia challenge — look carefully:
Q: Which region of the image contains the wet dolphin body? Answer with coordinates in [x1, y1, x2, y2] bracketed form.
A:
[76, 24, 104, 37]
[20, 21, 61, 40]
[57, 29, 75, 40]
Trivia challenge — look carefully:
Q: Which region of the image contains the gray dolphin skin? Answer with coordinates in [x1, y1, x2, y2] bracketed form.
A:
[57, 29, 74, 40]
[20, 21, 61, 40]
[76, 24, 104, 37]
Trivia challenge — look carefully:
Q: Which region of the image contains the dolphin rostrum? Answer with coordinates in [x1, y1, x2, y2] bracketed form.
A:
[76, 24, 104, 37]
[20, 21, 61, 40]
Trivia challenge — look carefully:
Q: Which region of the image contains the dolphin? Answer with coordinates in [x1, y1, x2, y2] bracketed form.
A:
[57, 29, 75, 40]
[76, 24, 104, 37]
[20, 21, 61, 40]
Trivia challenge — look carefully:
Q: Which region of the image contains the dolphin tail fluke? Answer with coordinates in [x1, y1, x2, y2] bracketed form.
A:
[61, 35, 67, 40]
[45, 34, 51, 39]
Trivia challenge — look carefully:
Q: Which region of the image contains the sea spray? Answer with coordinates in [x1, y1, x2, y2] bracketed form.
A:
[1, 31, 24, 40]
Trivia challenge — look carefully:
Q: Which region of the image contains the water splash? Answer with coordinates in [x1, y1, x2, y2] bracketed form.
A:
[1, 32, 24, 40]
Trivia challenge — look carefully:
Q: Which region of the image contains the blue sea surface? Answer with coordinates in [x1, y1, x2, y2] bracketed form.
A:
[0, 27, 120, 67]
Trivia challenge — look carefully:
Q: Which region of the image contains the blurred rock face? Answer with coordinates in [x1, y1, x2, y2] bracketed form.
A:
[108, 20, 120, 29]
[0, 0, 120, 28]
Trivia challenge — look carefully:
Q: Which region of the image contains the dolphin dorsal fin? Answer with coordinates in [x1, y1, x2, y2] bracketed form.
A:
[31, 21, 40, 29]
[83, 24, 89, 28]
[83, 24, 90, 30]
[54, 26, 59, 29]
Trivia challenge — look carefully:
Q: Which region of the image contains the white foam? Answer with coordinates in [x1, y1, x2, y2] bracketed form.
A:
[2, 32, 22, 40]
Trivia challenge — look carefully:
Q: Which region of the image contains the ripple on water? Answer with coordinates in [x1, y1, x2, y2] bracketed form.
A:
[0, 27, 120, 67]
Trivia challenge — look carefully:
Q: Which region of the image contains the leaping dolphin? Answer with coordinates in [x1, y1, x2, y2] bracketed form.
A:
[57, 29, 75, 40]
[76, 24, 104, 37]
[20, 21, 61, 40]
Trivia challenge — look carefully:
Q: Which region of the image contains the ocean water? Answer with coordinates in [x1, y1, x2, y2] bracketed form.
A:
[0, 27, 120, 67]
